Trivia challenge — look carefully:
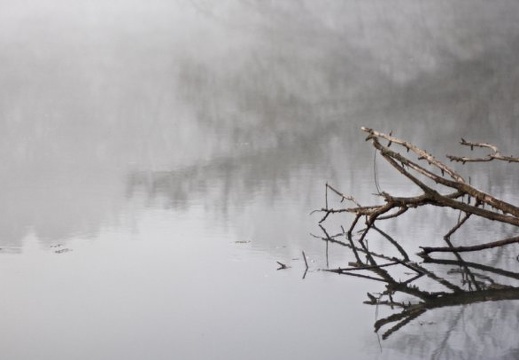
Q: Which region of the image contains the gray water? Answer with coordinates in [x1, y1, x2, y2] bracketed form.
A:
[2, 1, 519, 359]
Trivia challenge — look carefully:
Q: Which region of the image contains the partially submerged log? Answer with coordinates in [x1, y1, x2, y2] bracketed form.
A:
[312, 128, 519, 339]
[315, 128, 519, 256]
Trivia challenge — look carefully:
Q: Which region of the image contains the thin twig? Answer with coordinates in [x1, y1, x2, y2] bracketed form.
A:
[447, 138, 519, 163]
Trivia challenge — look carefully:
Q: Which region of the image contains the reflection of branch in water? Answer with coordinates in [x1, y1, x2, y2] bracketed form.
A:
[312, 225, 519, 340]
[426, 257, 519, 282]
[312, 128, 519, 340]
[314, 210, 519, 339]
[431, 306, 466, 360]
[419, 235, 519, 258]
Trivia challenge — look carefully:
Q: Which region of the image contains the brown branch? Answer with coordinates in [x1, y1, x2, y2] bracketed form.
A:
[326, 183, 361, 207]
[447, 138, 519, 164]
[363, 128, 519, 222]
[317, 128, 519, 272]
[362, 127, 465, 183]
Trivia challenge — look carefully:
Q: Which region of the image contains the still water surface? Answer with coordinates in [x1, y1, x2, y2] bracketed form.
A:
[1, 1, 519, 359]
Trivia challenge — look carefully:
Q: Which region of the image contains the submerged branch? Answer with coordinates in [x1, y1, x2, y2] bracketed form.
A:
[313, 128, 519, 339]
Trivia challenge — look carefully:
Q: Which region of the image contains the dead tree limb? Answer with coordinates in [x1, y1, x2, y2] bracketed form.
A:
[361, 127, 519, 223]
[314, 128, 519, 258]
[312, 129, 519, 339]
[447, 138, 519, 164]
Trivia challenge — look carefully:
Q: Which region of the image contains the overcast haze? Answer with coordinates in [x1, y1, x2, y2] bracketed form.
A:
[1, 1, 519, 359]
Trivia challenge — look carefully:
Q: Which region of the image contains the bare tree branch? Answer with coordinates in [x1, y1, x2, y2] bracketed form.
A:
[447, 138, 519, 164]
[312, 130, 519, 340]
[314, 127, 519, 258]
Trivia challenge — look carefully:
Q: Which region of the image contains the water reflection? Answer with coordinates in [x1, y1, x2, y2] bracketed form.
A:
[314, 223, 519, 359]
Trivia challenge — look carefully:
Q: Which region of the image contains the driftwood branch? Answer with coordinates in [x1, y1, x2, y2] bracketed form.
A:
[313, 128, 519, 259]
[312, 129, 519, 340]
[447, 138, 519, 164]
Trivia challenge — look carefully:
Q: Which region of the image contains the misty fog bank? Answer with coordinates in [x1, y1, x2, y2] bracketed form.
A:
[1, 0, 519, 244]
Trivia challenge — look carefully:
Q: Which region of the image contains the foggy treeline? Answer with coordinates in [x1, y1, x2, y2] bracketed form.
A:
[1, 0, 519, 246]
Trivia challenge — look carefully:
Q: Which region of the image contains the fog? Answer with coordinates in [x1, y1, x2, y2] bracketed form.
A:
[1, 1, 519, 359]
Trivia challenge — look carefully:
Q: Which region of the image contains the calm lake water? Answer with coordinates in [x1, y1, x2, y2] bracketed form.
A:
[2, 1, 519, 359]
